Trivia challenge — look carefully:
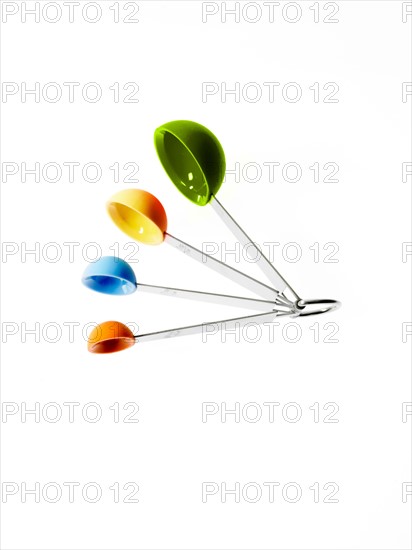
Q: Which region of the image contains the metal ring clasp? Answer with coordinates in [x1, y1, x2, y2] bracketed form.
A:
[292, 299, 341, 317]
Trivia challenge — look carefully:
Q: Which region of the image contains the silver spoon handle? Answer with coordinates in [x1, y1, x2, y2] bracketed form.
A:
[135, 310, 286, 343]
[210, 195, 300, 300]
[137, 283, 290, 312]
[164, 233, 279, 301]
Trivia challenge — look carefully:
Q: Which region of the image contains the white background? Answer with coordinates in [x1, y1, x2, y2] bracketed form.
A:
[1, 1, 411, 549]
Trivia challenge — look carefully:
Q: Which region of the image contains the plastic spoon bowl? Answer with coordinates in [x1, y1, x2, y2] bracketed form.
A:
[82, 256, 137, 295]
[154, 120, 225, 205]
[88, 321, 135, 353]
[107, 189, 167, 245]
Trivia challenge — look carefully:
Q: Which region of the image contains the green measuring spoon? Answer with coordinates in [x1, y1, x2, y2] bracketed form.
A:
[154, 119, 301, 302]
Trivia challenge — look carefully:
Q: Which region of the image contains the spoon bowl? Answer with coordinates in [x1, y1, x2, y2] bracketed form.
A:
[88, 321, 135, 354]
[154, 120, 226, 206]
[82, 256, 137, 295]
[107, 189, 167, 244]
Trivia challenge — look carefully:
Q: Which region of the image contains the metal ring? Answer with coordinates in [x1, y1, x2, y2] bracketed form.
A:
[294, 299, 341, 317]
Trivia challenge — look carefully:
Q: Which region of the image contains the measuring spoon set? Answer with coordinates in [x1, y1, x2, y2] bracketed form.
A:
[81, 120, 340, 353]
